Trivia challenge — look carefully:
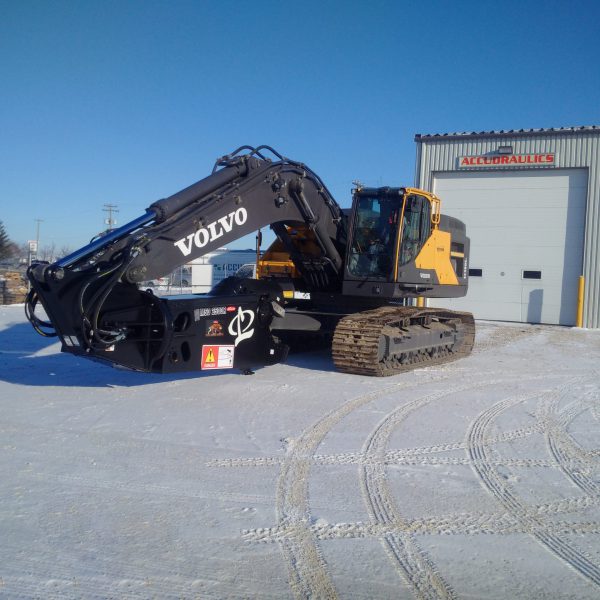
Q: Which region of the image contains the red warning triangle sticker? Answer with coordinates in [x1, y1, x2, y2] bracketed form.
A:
[201, 344, 235, 370]
[201, 345, 218, 369]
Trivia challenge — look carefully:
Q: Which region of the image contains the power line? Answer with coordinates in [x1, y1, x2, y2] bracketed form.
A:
[102, 204, 119, 231]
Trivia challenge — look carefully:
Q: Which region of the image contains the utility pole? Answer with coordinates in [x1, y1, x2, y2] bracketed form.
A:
[34, 218, 43, 247]
[102, 204, 119, 232]
[29, 218, 43, 263]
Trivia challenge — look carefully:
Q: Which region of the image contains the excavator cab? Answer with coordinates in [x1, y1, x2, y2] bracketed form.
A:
[343, 187, 468, 299]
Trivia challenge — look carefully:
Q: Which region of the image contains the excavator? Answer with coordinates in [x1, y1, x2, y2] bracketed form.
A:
[25, 145, 474, 377]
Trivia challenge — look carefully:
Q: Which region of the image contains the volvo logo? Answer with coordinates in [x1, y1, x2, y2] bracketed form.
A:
[174, 207, 248, 257]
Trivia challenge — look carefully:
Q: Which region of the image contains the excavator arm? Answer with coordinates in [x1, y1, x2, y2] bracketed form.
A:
[26, 145, 347, 374]
[125, 146, 346, 286]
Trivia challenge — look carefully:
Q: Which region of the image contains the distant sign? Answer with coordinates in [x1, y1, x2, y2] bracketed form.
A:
[28, 240, 38, 253]
[458, 153, 556, 168]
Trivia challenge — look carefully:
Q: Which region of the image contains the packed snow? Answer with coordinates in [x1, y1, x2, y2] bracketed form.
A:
[1, 303, 599, 599]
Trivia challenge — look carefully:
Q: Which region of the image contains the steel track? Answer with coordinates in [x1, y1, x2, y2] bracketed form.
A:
[332, 307, 475, 376]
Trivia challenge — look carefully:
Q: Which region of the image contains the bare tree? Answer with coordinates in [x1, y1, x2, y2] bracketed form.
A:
[38, 242, 57, 263]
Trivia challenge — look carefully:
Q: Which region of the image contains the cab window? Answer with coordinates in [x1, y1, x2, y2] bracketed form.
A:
[348, 195, 401, 279]
[399, 194, 431, 265]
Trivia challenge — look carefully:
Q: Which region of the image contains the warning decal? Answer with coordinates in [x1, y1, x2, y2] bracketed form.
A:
[201, 345, 235, 370]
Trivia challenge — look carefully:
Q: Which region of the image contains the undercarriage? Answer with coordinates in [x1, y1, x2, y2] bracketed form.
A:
[331, 306, 475, 376]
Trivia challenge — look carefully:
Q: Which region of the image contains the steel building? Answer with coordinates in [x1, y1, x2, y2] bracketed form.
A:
[414, 126, 600, 328]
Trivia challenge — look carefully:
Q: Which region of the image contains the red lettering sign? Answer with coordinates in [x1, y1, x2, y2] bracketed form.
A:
[458, 153, 556, 168]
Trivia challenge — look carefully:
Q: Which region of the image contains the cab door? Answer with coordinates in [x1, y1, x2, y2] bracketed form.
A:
[346, 192, 402, 282]
[396, 193, 432, 272]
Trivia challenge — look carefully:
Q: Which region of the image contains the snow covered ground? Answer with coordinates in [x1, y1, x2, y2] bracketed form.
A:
[1, 303, 599, 599]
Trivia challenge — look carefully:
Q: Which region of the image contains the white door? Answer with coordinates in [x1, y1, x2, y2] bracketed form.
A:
[430, 169, 587, 325]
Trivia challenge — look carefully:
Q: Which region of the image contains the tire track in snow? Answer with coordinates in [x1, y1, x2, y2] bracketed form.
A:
[226, 372, 561, 599]
[542, 391, 600, 497]
[359, 381, 512, 600]
[467, 385, 600, 588]
[206, 422, 544, 468]
[273, 370, 495, 600]
[244, 513, 600, 543]
[275, 378, 427, 600]
[204, 369, 566, 599]
[244, 490, 600, 544]
[359, 379, 566, 600]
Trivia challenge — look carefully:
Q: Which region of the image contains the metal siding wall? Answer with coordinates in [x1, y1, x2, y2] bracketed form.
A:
[415, 132, 600, 328]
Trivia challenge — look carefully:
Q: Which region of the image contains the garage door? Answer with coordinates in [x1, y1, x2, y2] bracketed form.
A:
[430, 169, 587, 325]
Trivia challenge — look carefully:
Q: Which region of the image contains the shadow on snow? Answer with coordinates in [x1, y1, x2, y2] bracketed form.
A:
[0, 322, 335, 388]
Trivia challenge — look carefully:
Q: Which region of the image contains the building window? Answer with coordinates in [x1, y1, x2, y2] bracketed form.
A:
[469, 268, 483, 277]
[523, 270, 542, 280]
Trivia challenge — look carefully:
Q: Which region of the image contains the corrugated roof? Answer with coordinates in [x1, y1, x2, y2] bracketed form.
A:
[415, 125, 600, 142]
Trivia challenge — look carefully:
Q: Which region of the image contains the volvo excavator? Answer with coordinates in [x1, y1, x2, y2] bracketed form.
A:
[26, 145, 474, 377]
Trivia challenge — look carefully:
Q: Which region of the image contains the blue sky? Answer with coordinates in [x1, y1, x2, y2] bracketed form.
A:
[2, 0, 600, 251]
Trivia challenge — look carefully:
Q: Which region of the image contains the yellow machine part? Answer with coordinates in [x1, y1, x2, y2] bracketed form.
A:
[257, 225, 321, 279]
[414, 229, 459, 285]
[257, 253, 298, 278]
